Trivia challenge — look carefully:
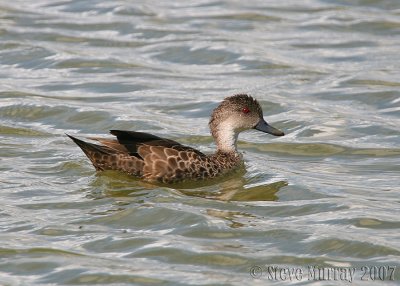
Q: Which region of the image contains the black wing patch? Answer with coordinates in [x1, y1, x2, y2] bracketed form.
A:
[110, 130, 205, 157]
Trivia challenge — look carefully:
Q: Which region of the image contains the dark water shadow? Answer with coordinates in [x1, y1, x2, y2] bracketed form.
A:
[85, 171, 151, 200]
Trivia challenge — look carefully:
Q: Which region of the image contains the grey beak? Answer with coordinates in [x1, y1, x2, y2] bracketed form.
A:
[254, 118, 284, 136]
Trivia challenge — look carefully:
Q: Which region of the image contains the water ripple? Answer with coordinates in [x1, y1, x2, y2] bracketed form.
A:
[1, 0, 400, 285]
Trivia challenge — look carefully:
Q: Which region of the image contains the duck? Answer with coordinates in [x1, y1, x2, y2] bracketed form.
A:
[67, 94, 284, 184]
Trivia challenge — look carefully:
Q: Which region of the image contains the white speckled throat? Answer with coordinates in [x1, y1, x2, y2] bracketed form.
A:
[213, 117, 242, 153]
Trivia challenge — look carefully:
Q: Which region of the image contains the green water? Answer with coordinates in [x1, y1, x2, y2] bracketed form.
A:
[0, 0, 399, 285]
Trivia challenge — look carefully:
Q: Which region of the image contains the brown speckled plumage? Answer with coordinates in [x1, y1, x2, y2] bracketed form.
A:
[68, 94, 284, 184]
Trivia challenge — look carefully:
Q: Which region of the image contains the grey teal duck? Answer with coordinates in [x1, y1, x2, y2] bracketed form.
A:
[67, 94, 284, 183]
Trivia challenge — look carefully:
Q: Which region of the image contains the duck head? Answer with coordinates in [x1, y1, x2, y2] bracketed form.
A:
[209, 94, 284, 153]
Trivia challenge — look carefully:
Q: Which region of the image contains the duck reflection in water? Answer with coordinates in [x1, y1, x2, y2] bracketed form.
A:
[87, 170, 287, 228]
[88, 167, 287, 203]
[176, 168, 287, 202]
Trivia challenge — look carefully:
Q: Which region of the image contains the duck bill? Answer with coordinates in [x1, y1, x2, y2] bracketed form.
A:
[254, 119, 284, 136]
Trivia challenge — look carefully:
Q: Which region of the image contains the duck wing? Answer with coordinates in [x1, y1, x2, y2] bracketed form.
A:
[111, 130, 208, 182]
[94, 130, 204, 157]
[89, 130, 175, 155]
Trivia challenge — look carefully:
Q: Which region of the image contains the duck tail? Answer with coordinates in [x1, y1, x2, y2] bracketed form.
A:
[66, 134, 114, 171]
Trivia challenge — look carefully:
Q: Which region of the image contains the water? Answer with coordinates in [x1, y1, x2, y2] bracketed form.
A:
[1, 0, 399, 285]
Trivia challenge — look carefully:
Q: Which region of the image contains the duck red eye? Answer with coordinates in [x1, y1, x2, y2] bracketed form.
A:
[242, 107, 250, 114]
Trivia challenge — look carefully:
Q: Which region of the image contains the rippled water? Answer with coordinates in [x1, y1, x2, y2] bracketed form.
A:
[1, 0, 400, 285]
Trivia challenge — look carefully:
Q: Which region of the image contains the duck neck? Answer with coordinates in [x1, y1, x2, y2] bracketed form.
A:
[213, 122, 239, 154]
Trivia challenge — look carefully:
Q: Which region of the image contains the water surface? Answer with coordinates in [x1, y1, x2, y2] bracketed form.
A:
[0, 0, 399, 285]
